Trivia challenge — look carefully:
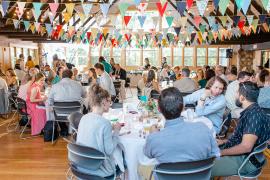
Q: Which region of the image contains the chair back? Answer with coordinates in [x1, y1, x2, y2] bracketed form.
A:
[113, 81, 121, 89]
[67, 143, 106, 171]
[68, 112, 83, 133]
[218, 108, 232, 138]
[53, 101, 81, 121]
[153, 157, 215, 180]
[111, 103, 123, 109]
[15, 96, 29, 116]
[70, 163, 107, 180]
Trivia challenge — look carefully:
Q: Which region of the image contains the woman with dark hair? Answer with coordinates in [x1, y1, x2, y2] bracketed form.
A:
[142, 69, 159, 98]
[227, 66, 237, 83]
[6, 69, 18, 89]
[77, 84, 122, 177]
[51, 66, 64, 84]
[258, 69, 270, 108]
[184, 76, 227, 133]
[26, 72, 47, 135]
[88, 67, 97, 84]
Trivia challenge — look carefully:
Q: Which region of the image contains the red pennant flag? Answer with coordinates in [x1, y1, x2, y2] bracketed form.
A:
[56, 25, 62, 32]
[194, 16, 202, 27]
[238, 20, 245, 30]
[125, 34, 131, 41]
[156, 2, 168, 17]
[87, 32, 91, 40]
[187, 0, 193, 10]
[124, 16, 132, 26]
[99, 34, 103, 42]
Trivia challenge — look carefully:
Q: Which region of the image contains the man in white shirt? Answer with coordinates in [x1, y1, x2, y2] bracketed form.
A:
[215, 65, 229, 84]
[225, 71, 251, 118]
[173, 68, 197, 93]
[14, 64, 26, 83]
[94, 63, 116, 96]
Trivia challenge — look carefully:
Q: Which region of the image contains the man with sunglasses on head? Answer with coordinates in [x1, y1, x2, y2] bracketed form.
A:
[211, 81, 270, 177]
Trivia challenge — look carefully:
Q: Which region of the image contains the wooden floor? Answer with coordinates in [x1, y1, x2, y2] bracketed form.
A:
[0, 115, 269, 180]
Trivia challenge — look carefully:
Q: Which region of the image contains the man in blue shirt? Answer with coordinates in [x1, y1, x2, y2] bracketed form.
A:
[211, 82, 270, 177]
[144, 87, 220, 164]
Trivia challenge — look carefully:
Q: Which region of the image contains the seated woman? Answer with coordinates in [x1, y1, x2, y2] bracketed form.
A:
[6, 69, 18, 90]
[184, 76, 227, 134]
[88, 67, 97, 85]
[52, 66, 64, 84]
[76, 84, 122, 177]
[26, 72, 47, 135]
[142, 69, 159, 98]
[258, 69, 270, 109]
[196, 68, 206, 88]
[226, 65, 237, 83]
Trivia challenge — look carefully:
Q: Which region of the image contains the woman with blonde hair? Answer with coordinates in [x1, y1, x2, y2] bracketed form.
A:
[26, 72, 47, 135]
[6, 69, 18, 89]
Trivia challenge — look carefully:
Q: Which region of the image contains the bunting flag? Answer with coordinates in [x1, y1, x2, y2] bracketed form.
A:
[86, 31, 92, 41]
[196, 0, 208, 16]
[241, 0, 251, 15]
[32, 2, 42, 21]
[49, 3, 59, 17]
[199, 24, 206, 33]
[48, 12, 54, 23]
[152, 16, 159, 28]
[109, 15, 117, 25]
[252, 19, 259, 33]
[207, 16, 216, 27]
[180, 17, 188, 27]
[138, 3, 148, 12]
[91, 28, 98, 39]
[123, 16, 131, 26]
[187, 0, 194, 9]
[23, 21, 30, 31]
[1, 1, 9, 15]
[138, 15, 146, 28]
[34, 22, 40, 32]
[235, 0, 243, 10]
[118, 3, 130, 17]
[176, 1, 186, 16]
[174, 27, 181, 36]
[63, 12, 71, 23]
[68, 26, 75, 38]
[66, 3, 75, 16]
[194, 16, 202, 27]
[78, 13, 86, 22]
[238, 20, 245, 30]
[246, 15, 254, 26]
[45, 23, 53, 36]
[17, 2, 26, 19]
[30, 24, 35, 34]
[261, 0, 269, 11]
[233, 16, 240, 26]
[134, 0, 141, 6]
[100, 3, 110, 16]
[156, 2, 168, 17]
[82, 4, 93, 15]
[213, 0, 220, 9]
[259, 15, 266, 24]
[218, 0, 229, 15]
[13, 19, 20, 29]
[219, 16, 227, 26]
[165, 16, 174, 27]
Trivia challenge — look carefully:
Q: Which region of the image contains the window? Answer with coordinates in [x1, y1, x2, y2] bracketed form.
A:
[90, 46, 100, 65]
[184, 47, 193, 66]
[197, 48, 206, 67]
[66, 45, 89, 71]
[43, 44, 66, 66]
[16, 48, 22, 59]
[113, 48, 121, 64]
[143, 48, 159, 67]
[126, 48, 141, 66]
[10, 47, 15, 68]
[173, 47, 183, 66]
[162, 48, 171, 65]
[23, 48, 28, 58]
[219, 48, 228, 66]
[208, 48, 217, 66]
[102, 47, 110, 61]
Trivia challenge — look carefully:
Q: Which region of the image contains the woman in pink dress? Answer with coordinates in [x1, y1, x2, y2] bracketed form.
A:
[26, 72, 47, 135]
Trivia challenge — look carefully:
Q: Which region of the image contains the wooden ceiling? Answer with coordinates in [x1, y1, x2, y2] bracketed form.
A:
[0, 0, 269, 45]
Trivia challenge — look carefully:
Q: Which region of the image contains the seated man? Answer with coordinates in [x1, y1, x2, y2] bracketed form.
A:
[225, 71, 251, 118]
[48, 69, 86, 136]
[173, 68, 197, 93]
[144, 87, 219, 164]
[113, 64, 127, 80]
[211, 81, 270, 177]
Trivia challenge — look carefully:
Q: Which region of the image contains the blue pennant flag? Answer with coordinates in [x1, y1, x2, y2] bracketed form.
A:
[176, 1, 186, 16]
[138, 15, 146, 28]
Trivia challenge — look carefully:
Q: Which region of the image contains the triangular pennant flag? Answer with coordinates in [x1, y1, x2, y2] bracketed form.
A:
[109, 15, 117, 25]
[49, 3, 59, 16]
[162, 28, 169, 35]
[91, 28, 98, 39]
[138, 3, 148, 12]
[180, 17, 188, 27]
[187, 26, 195, 34]
[207, 16, 216, 27]
[48, 13, 54, 23]
[160, 0, 167, 5]
[187, 0, 194, 9]
[103, 28, 109, 37]
[82, 4, 92, 15]
[219, 16, 227, 26]
[1, 1, 9, 15]
[241, 0, 251, 15]
[123, 16, 132, 26]
[238, 20, 245, 29]
[32, 2, 42, 21]
[86, 32, 92, 41]
[259, 15, 266, 24]
[134, 0, 141, 6]
[45, 24, 53, 36]
[213, 0, 220, 9]
[261, 0, 269, 11]
[199, 24, 206, 33]
[118, 3, 130, 17]
[78, 13, 86, 22]
[13, 19, 20, 29]
[194, 16, 202, 27]
[156, 2, 168, 17]
[174, 27, 181, 36]
[218, 0, 229, 15]
[233, 16, 240, 26]
[246, 15, 254, 26]
[80, 31, 86, 41]
[63, 12, 71, 23]
[30, 24, 36, 34]
[34, 22, 40, 32]
[165, 16, 174, 27]
[235, 0, 243, 10]
[152, 16, 159, 28]
[23, 21, 30, 31]
[68, 26, 75, 38]
[252, 19, 259, 33]
[196, 0, 208, 16]
[138, 15, 146, 28]
[17, 2, 26, 19]
[100, 3, 110, 16]
[176, 1, 186, 16]
[66, 3, 75, 16]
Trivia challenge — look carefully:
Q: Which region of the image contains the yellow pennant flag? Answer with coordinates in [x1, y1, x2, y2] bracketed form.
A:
[63, 12, 71, 23]
[66, 3, 75, 16]
[78, 13, 86, 22]
[30, 24, 35, 34]
[103, 28, 109, 36]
